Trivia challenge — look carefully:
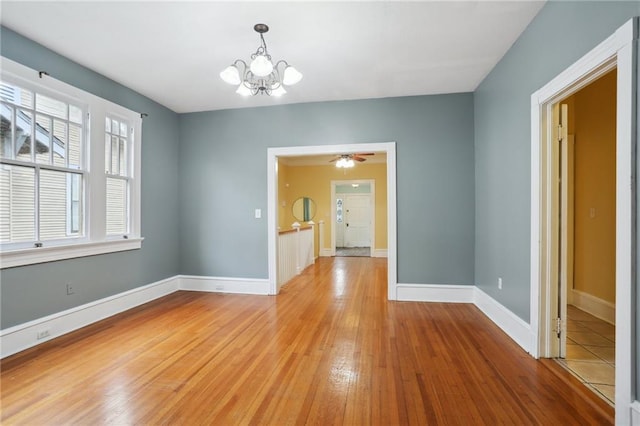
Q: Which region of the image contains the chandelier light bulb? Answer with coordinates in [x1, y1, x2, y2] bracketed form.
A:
[283, 66, 303, 85]
[236, 84, 252, 97]
[271, 85, 287, 97]
[250, 55, 273, 77]
[220, 65, 241, 85]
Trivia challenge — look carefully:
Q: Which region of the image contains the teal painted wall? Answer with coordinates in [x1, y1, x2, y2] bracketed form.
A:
[0, 27, 181, 328]
[178, 94, 475, 284]
[474, 1, 639, 321]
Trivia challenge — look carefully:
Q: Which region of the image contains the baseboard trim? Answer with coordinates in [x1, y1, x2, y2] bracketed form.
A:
[0, 278, 534, 360]
[179, 275, 271, 295]
[396, 283, 475, 303]
[570, 289, 615, 325]
[0, 275, 180, 359]
[372, 249, 388, 258]
[319, 248, 333, 257]
[393, 283, 533, 354]
[474, 288, 534, 355]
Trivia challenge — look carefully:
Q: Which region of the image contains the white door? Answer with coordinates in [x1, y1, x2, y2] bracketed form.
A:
[552, 102, 570, 358]
[343, 194, 371, 247]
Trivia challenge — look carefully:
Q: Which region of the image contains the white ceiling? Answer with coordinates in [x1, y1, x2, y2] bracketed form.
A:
[0, 1, 545, 114]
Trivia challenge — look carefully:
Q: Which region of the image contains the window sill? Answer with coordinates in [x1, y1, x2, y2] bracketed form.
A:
[0, 238, 144, 269]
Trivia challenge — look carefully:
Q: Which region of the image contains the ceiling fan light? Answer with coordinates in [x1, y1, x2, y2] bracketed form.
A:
[346, 159, 355, 168]
[220, 65, 241, 85]
[236, 84, 252, 97]
[271, 85, 286, 97]
[282, 66, 303, 85]
[250, 55, 273, 77]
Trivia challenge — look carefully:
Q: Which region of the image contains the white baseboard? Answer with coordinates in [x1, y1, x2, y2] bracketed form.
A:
[396, 284, 475, 303]
[179, 275, 271, 295]
[0, 275, 180, 359]
[372, 249, 388, 258]
[474, 288, 534, 355]
[393, 283, 533, 354]
[570, 290, 615, 325]
[0, 278, 535, 361]
[319, 248, 333, 257]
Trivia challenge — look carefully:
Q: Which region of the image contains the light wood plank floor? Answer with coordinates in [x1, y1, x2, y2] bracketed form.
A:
[1, 257, 613, 424]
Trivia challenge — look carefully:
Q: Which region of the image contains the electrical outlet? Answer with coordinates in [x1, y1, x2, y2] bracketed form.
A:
[498, 277, 503, 290]
[66, 283, 75, 295]
[37, 329, 50, 340]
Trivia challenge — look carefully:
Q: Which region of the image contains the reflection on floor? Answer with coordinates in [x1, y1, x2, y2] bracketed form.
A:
[335, 247, 370, 257]
[557, 305, 615, 405]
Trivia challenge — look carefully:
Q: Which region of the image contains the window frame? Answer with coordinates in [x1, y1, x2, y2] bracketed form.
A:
[0, 57, 142, 269]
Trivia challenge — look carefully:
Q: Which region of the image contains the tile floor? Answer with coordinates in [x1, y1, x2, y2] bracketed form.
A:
[557, 305, 615, 404]
[335, 247, 371, 257]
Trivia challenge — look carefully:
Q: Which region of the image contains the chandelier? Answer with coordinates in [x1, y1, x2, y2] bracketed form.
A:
[220, 24, 303, 97]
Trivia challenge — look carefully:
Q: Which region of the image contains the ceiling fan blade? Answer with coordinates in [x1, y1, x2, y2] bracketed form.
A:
[354, 152, 375, 156]
[353, 156, 367, 162]
[329, 157, 339, 162]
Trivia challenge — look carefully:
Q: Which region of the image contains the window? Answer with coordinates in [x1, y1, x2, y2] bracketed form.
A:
[0, 57, 142, 268]
[105, 116, 132, 236]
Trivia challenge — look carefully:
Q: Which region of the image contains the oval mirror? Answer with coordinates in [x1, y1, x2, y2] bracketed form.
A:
[292, 197, 316, 222]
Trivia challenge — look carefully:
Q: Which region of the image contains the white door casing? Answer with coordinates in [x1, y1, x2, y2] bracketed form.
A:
[530, 18, 637, 423]
[267, 142, 397, 301]
[331, 179, 376, 255]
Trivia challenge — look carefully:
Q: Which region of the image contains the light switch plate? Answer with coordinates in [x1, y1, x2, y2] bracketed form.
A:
[255, 209, 262, 219]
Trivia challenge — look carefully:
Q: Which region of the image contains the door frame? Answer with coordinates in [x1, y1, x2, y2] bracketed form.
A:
[267, 142, 397, 300]
[331, 179, 375, 255]
[530, 18, 636, 422]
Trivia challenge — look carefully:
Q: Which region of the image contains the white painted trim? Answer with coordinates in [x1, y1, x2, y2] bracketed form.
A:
[319, 248, 333, 257]
[570, 290, 615, 325]
[0, 238, 143, 269]
[530, 18, 637, 424]
[396, 284, 475, 303]
[267, 142, 397, 299]
[393, 284, 533, 354]
[0, 275, 179, 358]
[631, 401, 640, 425]
[613, 19, 636, 426]
[372, 249, 388, 258]
[0, 57, 143, 266]
[474, 288, 534, 355]
[179, 275, 270, 295]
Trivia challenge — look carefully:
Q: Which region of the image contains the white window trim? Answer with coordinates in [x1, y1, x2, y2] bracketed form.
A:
[0, 57, 143, 269]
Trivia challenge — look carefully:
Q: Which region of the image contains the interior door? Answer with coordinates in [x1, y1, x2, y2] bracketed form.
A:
[557, 103, 570, 358]
[343, 194, 371, 247]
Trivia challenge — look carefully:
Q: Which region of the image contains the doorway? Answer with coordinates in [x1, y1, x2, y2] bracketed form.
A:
[553, 70, 617, 404]
[333, 180, 374, 257]
[267, 142, 397, 300]
[530, 18, 636, 421]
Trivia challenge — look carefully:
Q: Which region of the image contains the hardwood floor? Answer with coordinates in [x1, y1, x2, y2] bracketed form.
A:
[1, 257, 613, 424]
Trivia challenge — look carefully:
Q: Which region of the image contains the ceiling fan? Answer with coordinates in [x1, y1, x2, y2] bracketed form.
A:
[329, 153, 375, 166]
